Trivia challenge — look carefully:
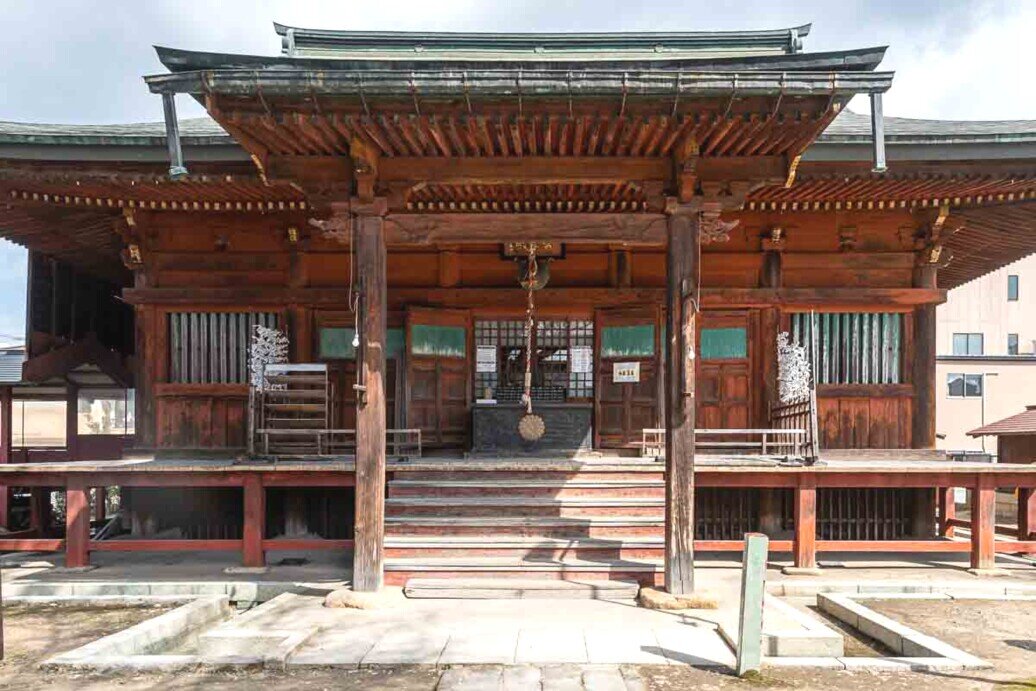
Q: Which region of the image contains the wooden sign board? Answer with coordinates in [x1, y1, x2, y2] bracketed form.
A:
[613, 361, 640, 383]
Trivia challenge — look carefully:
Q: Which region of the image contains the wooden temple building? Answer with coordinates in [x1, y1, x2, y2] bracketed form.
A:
[0, 22, 1034, 592]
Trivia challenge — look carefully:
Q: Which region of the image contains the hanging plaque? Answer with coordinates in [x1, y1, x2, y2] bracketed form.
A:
[613, 361, 640, 383]
[570, 346, 593, 374]
[476, 345, 497, 373]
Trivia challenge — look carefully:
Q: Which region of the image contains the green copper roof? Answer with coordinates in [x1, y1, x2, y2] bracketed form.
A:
[273, 23, 812, 61]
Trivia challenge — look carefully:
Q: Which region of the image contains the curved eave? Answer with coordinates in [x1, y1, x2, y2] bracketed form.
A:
[145, 66, 893, 98]
[152, 45, 886, 74]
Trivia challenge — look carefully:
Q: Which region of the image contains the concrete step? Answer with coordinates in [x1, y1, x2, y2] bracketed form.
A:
[385, 496, 665, 518]
[388, 479, 665, 499]
[384, 556, 664, 587]
[384, 535, 664, 560]
[403, 577, 641, 600]
[385, 515, 664, 539]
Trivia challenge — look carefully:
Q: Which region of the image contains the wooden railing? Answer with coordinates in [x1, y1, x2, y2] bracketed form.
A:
[769, 390, 820, 461]
[254, 427, 423, 458]
[638, 428, 807, 459]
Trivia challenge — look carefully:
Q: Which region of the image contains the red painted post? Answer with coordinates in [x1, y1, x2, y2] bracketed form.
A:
[793, 475, 818, 569]
[937, 486, 956, 538]
[1018, 488, 1035, 542]
[970, 475, 996, 571]
[0, 386, 11, 529]
[242, 475, 265, 568]
[65, 478, 91, 568]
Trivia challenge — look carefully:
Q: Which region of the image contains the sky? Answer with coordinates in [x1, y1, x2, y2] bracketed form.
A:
[0, 0, 1033, 345]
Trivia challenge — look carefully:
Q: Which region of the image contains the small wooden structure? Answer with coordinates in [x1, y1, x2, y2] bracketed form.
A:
[969, 405, 1036, 541]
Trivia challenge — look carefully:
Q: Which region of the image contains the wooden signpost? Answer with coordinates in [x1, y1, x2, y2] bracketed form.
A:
[736, 532, 769, 676]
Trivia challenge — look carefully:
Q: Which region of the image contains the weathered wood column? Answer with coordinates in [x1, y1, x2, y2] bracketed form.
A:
[664, 200, 700, 595]
[353, 198, 388, 592]
[65, 476, 91, 569]
[912, 252, 939, 449]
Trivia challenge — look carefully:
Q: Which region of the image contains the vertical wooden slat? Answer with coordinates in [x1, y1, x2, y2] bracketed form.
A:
[242, 474, 265, 568]
[170, 313, 181, 383]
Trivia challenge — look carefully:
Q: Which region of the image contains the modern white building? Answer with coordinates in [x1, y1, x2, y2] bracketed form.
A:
[937, 253, 1036, 455]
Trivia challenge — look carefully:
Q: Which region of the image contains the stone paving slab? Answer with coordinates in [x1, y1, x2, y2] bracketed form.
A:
[584, 628, 667, 665]
[361, 627, 451, 665]
[516, 628, 589, 664]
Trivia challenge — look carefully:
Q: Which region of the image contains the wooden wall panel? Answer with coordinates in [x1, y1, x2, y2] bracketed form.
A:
[155, 386, 248, 449]
[782, 253, 914, 288]
[818, 390, 913, 449]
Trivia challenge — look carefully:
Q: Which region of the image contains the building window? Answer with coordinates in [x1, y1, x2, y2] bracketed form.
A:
[789, 313, 902, 384]
[1008, 274, 1019, 301]
[168, 312, 279, 384]
[947, 373, 983, 398]
[77, 389, 135, 436]
[1008, 333, 1019, 355]
[11, 400, 68, 448]
[474, 319, 593, 402]
[952, 333, 984, 356]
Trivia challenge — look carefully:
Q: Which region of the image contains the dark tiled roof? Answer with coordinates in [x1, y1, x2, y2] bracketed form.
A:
[822, 111, 1036, 143]
[968, 405, 1036, 437]
[0, 118, 229, 146]
[5, 110, 1035, 148]
[0, 348, 25, 384]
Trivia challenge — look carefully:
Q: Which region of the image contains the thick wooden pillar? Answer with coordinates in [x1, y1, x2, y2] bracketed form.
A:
[793, 475, 818, 569]
[937, 486, 956, 538]
[970, 475, 996, 571]
[1017, 487, 1035, 542]
[0, 386, 11, 529]
[65, 477, 91, 568]
[912, 265, 937, 449]
[242, 474, 265, 567]
[353, 200, 388, 592]
[30, 489, 50, 534]
[134, 305, 157, 449]
[664, 202, 699, 595]
[94, 487, 107, 523]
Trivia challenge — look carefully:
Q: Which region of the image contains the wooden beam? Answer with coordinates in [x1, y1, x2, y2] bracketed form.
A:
[123, 285, 947, 310]
[242, 474, 265, 568]
[912, 305, 937, 449]
[664, 201, 699, 595]
[65, 477, 90, 568]
[793, 474, 818, 569]
[970, 475, 996, 571]
[384, 213, 668, 245]
[353, 201, 388, 592]
[380, 156, 667, 184]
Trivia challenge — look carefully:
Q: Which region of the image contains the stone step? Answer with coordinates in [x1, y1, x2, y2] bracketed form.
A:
[384, 557, 664, 587]
[385, 496, 665, 518]
[384, 535, 664, 560]
[388, 479, 666, 499]
[403, 577, 641, 600]
[385, 515, 664, 539]
[395, 470, 663, 482]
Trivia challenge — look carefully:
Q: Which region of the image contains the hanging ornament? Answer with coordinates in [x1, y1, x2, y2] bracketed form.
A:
[518, 244, 546, 442]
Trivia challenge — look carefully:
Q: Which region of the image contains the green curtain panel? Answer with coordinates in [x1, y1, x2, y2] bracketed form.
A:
[601, 325, 655, 358]
[319, 327, 405, 360]
[410, 324, 467, 358]
[700, 327, 748, 360]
